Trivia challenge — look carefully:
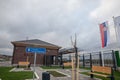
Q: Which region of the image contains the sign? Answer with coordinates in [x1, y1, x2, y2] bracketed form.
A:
[26, 47, 46, 53]
[25, 47, 46, 80]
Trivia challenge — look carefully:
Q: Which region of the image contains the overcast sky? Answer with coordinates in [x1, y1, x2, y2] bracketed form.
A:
[0, 0, 120, 55]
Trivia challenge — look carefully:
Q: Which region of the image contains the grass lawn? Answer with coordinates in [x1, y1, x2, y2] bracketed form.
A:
[40, 65, 71, 69]
[80, 67, 90, 70]
[81, 70, 120, 80]
[0, 67, 33, 80]
[47, 71, 66, 77]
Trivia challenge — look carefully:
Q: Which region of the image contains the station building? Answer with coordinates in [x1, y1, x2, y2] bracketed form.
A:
[11, 39, 61, 65]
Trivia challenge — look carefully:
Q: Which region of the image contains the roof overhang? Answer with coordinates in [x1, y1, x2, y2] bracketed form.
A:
[11, 42, 61, 49]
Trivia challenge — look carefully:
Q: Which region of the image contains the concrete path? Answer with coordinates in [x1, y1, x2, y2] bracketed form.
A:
[34, 67, 101, 80]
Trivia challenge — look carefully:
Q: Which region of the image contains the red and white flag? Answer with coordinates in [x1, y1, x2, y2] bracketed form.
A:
[99, 22, 108, 48]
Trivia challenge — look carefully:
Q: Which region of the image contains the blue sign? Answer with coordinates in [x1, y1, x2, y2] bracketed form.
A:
[26, 47, 46, 54]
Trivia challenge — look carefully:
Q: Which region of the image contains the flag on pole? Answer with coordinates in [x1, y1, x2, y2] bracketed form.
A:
[114, 16, 120, 27]
[99, 22, 108, 48]
[114, 16, 120, 43]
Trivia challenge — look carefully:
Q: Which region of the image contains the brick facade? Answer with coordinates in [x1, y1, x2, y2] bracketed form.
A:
[11, 39, 60, 65]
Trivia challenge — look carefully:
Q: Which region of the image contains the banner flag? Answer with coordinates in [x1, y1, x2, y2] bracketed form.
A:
[114, 16, 120, 43]
[99, 22, 108, 48]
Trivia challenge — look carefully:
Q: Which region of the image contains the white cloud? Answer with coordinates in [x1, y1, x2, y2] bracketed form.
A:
[0, 0, 119, 55]
[89, 0, 120, 44]
[0, 48, 12, 55]
[0, 0, 84, 55]
[90, 0, 120, 22]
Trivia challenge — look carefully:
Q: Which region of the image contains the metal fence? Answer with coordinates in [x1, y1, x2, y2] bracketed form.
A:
[62, 50, 117, 69]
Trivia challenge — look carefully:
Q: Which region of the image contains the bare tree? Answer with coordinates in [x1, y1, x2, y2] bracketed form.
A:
[71, 34, 79, 80]
[71, 34, 78, 68]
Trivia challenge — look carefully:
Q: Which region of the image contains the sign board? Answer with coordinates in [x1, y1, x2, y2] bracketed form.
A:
[26, 47, 46, 53]
[26, 47, 46, 80]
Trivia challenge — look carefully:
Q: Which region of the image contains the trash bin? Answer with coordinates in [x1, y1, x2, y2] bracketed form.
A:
[42, 72, 50, 80]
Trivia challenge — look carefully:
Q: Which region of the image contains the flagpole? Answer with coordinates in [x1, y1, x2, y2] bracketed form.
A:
[99, 22, 109, 67]
[112, 16, 119, 44]
[98, 22, 103, 66]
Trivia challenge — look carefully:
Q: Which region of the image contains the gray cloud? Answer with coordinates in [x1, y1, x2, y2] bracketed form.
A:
[0, 0, 119, 55]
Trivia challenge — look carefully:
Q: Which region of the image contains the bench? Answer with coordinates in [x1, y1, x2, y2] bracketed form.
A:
[89, 66, 114, 80]
[63, 62, 71, 67]
[17, 61, 30, 68]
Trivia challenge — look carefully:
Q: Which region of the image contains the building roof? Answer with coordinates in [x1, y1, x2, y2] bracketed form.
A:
[11, 39, 61, 49]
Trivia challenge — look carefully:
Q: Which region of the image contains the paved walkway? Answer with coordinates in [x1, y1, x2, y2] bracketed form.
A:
[33, 67, 101, 80]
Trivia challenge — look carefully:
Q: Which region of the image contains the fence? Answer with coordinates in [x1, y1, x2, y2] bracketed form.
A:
[62, 50, 117, 69]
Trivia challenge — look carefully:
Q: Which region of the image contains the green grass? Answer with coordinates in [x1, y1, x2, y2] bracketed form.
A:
[81, 70, 120, 80]
[80, 67, 90, 70]
[41, 66, 91, 70]
[40, 65, 72, 69]
[0, 67, 33, 80]
[80, 67, 120, 80]
[114, 71, 120, 80]
[47, 71, 66, 77]
[41, 66, 61, 69]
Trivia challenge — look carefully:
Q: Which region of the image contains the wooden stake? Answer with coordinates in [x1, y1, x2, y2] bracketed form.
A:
[26, 56, 29, 68]
[72, 56, 74, 80]
[77, 56, 79, 80]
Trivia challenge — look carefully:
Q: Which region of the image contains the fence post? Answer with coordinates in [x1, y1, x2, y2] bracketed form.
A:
[112, 50, 117, 70]
[99, 52, 103, 66]
[90, 53, 92, 68]
[69, 54, 71, 62]
[83, 54, 85, 68]
[60, 53, 63, 65]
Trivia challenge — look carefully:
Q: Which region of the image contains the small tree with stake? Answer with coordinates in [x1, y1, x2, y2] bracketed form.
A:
[71, 34, 79, 80]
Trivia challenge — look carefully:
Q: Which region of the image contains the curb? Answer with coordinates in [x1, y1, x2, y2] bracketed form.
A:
[34, 72, 39, 79]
